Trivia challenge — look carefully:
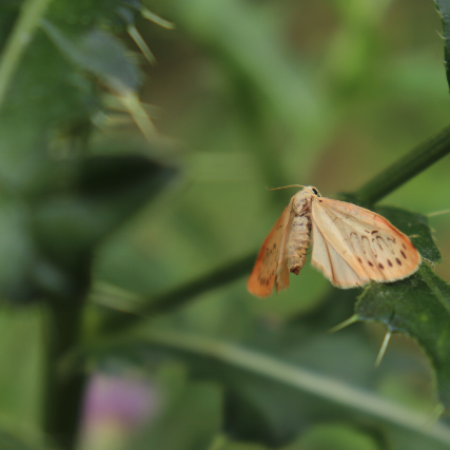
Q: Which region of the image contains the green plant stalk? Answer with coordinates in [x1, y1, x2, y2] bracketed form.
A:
[101, 252, 257, 335]
[99, 122, 450, 335]
[0, 0, 54, 109]
[102, 328, 450, 446]
[43, 300, 86, 450]
[355, 123, 450, 204]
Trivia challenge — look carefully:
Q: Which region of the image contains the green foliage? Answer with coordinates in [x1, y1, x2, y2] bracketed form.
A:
[357, 265, 450, 408]
[0, 0, 450, 450]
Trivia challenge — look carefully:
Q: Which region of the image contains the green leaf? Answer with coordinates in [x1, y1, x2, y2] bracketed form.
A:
[42, 20, 141, 94]
[292, 423, 383, 450]
[31, 155, 176, 300]
[356, 264, 450, 408]
[132, 371, 222, 450]
[0, 429, 48, 450]
[88, 328, 450, 450]
[435, 0, 450, 91]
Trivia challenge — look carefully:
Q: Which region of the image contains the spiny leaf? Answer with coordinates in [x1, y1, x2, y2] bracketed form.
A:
[42, 21, 141, 94]
[356, 264, 450, 408]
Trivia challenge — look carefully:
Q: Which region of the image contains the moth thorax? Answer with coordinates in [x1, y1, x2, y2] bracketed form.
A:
[292, 191, 312, 215]
[287, 215, 311, 275]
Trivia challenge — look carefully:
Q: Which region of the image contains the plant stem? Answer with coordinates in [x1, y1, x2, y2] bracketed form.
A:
[43, 301, 86, 450]
[0, 0, 54, 109]
[356, 123, 450, 204]
[100, 122, 450, 334]
[101, 252, 257, 335]
[114, 328, 450, 446]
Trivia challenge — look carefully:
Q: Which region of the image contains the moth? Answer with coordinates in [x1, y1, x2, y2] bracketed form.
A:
[247, 186, 421, 298]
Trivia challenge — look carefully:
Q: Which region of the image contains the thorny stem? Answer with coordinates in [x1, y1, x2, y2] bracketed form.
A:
[100, 122, 450, 334]
[101, 252, 257, 335]
[355, 123, 450, 204]
[43, 301, 86, 450]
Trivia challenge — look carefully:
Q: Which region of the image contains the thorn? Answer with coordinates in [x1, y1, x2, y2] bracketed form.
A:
[328, 315, 358, 334]
[116, 91, 159, 142]
[424, 403, 445, 431]
[141, 7, 175, 29]
[427, 208, 450, 218]
[375, 330, 391, 368]
[127, 24, 156, 66]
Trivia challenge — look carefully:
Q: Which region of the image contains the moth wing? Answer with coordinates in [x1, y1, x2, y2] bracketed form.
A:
[275, 201, 296, 293]
[311, 218, 369, 288]
[247, 201, 293, 297]
[311, 197, 421, 288]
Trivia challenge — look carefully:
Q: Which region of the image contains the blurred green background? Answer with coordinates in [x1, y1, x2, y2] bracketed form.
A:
[98, 0, 450, 316]
[2, 0, 450, 449]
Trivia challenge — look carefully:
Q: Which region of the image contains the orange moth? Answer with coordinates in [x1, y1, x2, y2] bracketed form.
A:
[247, 186, 421, 298]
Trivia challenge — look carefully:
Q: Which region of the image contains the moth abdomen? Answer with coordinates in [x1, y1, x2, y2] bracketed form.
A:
[287, 215, 311, 275]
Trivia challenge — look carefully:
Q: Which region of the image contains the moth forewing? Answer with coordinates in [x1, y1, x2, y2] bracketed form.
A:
[247, 203, 292, 298]
[275, 200, 296, 293]
[311, 217, 369, 288]
[311, 197, 421, 285]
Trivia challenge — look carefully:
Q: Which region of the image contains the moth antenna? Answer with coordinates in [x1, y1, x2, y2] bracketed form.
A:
[374, 331, 392, 368]
[427, 208, 450, 218]
[424, 404, 445, 431]
[267, 184, 305, 191]
[327, 315, 358, 334]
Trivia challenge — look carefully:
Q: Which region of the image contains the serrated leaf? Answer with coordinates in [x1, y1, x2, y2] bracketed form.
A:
[356, 264, 450, 408]
[42, 20, 141, 94]
[0, 1, 163, 304]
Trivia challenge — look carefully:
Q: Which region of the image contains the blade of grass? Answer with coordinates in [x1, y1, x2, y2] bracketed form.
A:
[93, 328, 450, 446]
[0, 0, 54, 109]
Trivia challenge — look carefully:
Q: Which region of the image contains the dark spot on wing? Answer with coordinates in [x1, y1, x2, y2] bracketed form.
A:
[400, 250, 406, 259]
[396, 258, 402, 266]
[378, 263, 384, 269]
[387, 259, 393, 267]
[357, 257, 362, 263]
[368, 261, 373, 267]
[371, 230, 378, 234]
